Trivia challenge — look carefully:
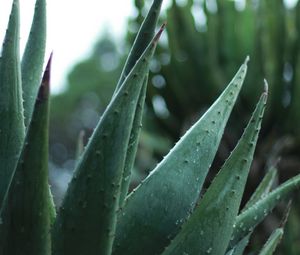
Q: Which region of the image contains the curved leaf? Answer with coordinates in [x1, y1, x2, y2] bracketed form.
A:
[114, 0, 163, 92]
[119, 74, 148, 207]
[21, 0, 46, 127]
[0, 56, 53, 255]
[243, 166, 278, 212]
[0, 0, 25, 208]
[113, 58, 249, 255]
[52, 28, 163, 255]
[258, 228, 284, 255]
[226, 234, 251, 255]
[230, 173, 300, 249]
[161, 88, 267, 255]
[117, 0, 163, 207]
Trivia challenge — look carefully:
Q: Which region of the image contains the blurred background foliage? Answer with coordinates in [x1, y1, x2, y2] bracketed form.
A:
[50, 0, 300, 253]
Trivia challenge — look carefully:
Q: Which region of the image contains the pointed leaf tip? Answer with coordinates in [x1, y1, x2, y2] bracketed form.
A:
[153, 23, 166, 44]
[37, 54, 52, 102]
[114, 59, 250, 255]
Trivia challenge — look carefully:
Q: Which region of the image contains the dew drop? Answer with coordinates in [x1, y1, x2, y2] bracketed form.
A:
[206, 247, 212, 254]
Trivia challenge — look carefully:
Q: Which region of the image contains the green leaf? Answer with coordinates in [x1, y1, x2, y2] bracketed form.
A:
[117, 0, 163, 206]
[227, 166, 277, 253]
[0, 0, 25, 208]
[161, 87, 267, 255]
[21, 0, 47, 127]
[113, 58, 249, 255]
[0, 56, 53, 255]
[52, 28, 163, 255]
[243, 166, 278, 211]
[119, 74, 148, 207]
[258, 228, 284, 255]
[115, 0, 163, 91]
[225, 234, 251, 255]
[229, 173, 300, 249]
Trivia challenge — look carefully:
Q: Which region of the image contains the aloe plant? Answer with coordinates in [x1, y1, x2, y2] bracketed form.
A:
[127, 0, 300, 189]
[1, 0, 300, 255]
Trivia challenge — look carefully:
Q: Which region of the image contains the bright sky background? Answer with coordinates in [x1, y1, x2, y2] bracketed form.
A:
[0, 0, 139, 94]
[0, 0, 298, 94]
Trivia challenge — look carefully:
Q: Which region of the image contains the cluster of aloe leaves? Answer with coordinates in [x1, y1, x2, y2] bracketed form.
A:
[1, 0, 300, 254]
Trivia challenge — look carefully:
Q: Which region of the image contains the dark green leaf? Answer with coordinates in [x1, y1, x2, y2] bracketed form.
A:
[161, 87, 267, 255]
[119, 74, 148, 207]
[113, 58, 249, 255]
[0, 0, 25, 208]
[117, 0, 163, 206]
[230, 173, 300, 249]
[21, 0, 46, 127]
[258, 228, 284, 255]
[0, 56, 53, 255]
[52, 28, 163, 255]
[115, 0, 163, 91]
[243, 166, 278, 212]
[225, 234, 251, 255]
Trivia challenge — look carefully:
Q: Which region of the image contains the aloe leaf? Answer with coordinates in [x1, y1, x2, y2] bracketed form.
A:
[116, 0, 162, 207]
[243, 166, 278, 211]
[0, 0, 25, 208]
[119, 74, 148, 207]
[0, 56, 52, 255]
[258, 228, 284, 255]
[117, 0, 163, 205]
[229, 165, 280, 251]
[21, 0, 46, 127]
[161, 87, 267, 255]
[113, 58, 249, 255]
[225, 234, 251, 255]
[114, 0, 163, 92]
[52, 28, 163, 255]
[229, 173, 300, 249]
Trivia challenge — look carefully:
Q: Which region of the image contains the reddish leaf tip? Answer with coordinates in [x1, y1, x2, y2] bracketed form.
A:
[37, 53, 52, 102]
[153, 22, 166, 44]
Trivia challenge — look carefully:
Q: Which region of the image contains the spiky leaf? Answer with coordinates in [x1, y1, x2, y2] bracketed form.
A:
[115, 0, 163, 91]
[230, 173, 300, 249]
[113, 58, 249, 255]
[161, 88, 267, 255]
[0, 56, 53, 255]
[119, 75, 148, 207]
[225, 234, 251, 255]
[0, 0, 25, 208]
[117, 0, 163, 206]
[258, 228, 284, 255]
[243, 166, 278, 211]
[21, 0, 46, 127]
[52, 28, 163, 255]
